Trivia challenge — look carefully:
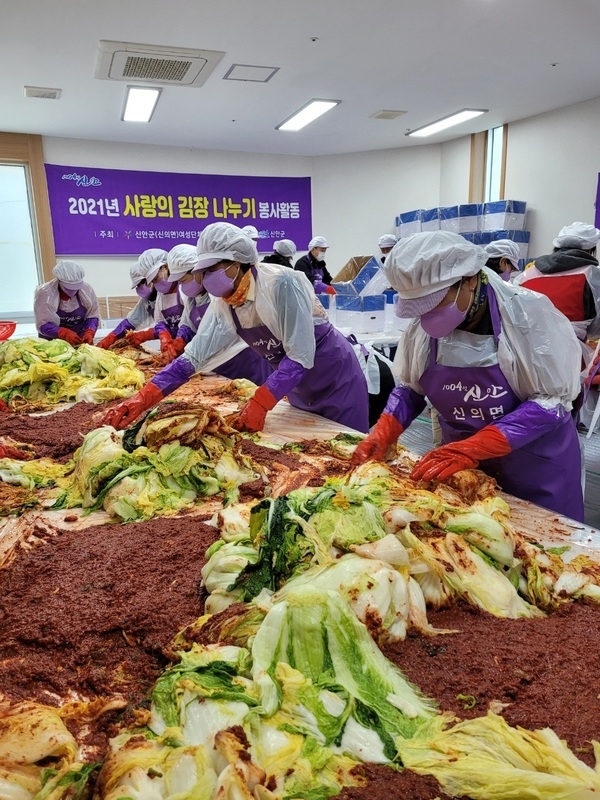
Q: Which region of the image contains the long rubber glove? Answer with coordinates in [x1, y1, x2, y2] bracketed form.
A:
[350, 413, 404, 466]
[158, 329, 173, 351]
[161, 337, 185, 363]
[101, 381, 164, 430]
[97, 331, 118, 350]
[411, 425, 512, 482]
[81, 329, 95, 345]
[126, 329, 156, 347]
[233, 385, 277, 433]
[0, 444, 31, 460]
[57, 327, 82, 347]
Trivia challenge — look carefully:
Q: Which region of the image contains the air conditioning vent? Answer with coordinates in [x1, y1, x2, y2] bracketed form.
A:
[24, 86, 62, 100]
[370, 109, 407, 120]
[95, 40, 225, 87]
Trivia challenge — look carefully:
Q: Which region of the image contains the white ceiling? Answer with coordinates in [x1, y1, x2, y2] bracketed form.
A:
[4, 0, 600, 157]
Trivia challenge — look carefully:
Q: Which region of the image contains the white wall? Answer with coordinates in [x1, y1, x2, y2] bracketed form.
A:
[504, 96, 600, 259]
[439, 136, 471, 206]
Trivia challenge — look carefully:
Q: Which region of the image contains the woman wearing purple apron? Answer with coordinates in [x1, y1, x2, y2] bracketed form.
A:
[352, 231, 584, 522]
[34, 261, 100, 346]
[154, 244, 273, 385]
[104, 224, 369, 434]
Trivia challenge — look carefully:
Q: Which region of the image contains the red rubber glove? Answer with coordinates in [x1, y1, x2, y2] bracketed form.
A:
[0, 398, 9, 413]
[325, 285, 336, 296]
[0, 444, 31, 460]
[350, 413, 404, 466]
[158, 330, 173, 352]
[161, 337, 185, 363]
[232, 385, 277, 433]
[101, 382, 164, 430]
[58, 327, 82, 347]
[411, 425, 512, 482]
[81, 329, 95, 345]
[97, 332, 118, 350]
[125, 328, 156, 347]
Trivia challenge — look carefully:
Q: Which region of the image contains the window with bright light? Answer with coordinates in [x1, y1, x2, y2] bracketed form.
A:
[484, 125, 505, 202]
[0, 165, 41, 318]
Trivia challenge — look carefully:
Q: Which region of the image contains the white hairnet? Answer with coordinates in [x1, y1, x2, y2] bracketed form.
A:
[485, 239, 521, 268]
[196, 222, 258, 271]
[309, 236, 328, 250]
[137, 249, 168, 283]
[383, 231, 487, 316]
[167, 244, 199, 280]
[552, 221, 600, 250]
[129, 262, 145, 289]
[241, 225, 259, 239]
[378, 233, 398, 249]
[52, 260, 85, 288]
[273, 238, 297, 257]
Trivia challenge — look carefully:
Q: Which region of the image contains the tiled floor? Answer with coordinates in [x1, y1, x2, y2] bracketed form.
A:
[400, 414, 600, 529]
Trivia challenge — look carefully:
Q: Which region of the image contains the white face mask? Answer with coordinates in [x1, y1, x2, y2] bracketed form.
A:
[314, 251, 326, 262]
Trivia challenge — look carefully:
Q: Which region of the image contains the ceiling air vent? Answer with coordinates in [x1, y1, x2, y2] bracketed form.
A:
[24, 86, 62, 100]
[370, 109, 407, 120]
[95, 40, 225, 88]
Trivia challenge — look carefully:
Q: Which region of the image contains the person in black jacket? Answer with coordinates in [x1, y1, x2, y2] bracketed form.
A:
[262, 238, 297, 268]
[294, 236, 335, 295]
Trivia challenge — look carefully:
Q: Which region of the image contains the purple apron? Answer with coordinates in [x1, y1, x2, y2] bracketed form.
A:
[419, 289, 583, 520]
[56, 294, 88, 337]
[160, 294, 184, 338]
[230, 308, 369, 432]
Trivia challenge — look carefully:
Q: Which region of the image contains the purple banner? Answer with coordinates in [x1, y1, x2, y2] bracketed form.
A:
[45, 163, 312, 256]
[596, 174, 600, 230]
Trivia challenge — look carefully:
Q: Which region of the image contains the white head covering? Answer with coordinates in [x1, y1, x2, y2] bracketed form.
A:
[129, 262, 145, 289]
[273, 238, 297, 258]
[309, 236, 328, 250]
[552, 221, 600, 250]
[137, 249, 168, 283]
[167, 244, 199, 280]
[195, 222, 258, 272]
[378, 233, 398, 249]
[241, 225, 259, 240]
[52, 260, 85, 290]
[383, 231, 487, 317]
[485, 239, 521, 269]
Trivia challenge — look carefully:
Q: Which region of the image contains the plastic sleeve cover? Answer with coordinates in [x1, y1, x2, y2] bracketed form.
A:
[264, 354, 307, 401]
[177, 324, 196, 344]
[383, 385, 427, 428]
[313, 279, 329, 294]
[112, 318, 135, 338]
[39, 322, 59, 339]
[84, 317, 99, 333]
[150, 356, 196, 396]
[492, 399, 568, 451]
[154, 321, 168, 336]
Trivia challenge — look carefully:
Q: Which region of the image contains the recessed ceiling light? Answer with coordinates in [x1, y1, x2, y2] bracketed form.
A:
[406, 109, 488, 138]
[122, 86, 162, 122]
[277, 99, 340, 132]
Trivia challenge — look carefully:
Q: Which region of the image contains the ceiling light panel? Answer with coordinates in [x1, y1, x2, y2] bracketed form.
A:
[277, 99, 340, 132]
[122, 86, 161, 122]
[407, 109, 488, 137]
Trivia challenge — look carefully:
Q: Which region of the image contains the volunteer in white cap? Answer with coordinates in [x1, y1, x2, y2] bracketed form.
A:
[241, 225, 259, 242]
[262, 238, 297, 268]
[351, 230, 584, 521]
[514, 221, 600, 353]
[484, 239, 521, 281]
[294, 236, 336, 295]
[96, 257, 161, 349]
[103, 223, 369, 433]
[378, 233, 398, 264]
[34, 261, 100, 346]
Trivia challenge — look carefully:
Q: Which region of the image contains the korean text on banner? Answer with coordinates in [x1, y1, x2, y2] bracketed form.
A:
[44, 164, 312, 256]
